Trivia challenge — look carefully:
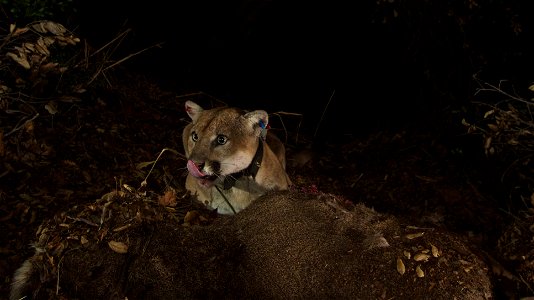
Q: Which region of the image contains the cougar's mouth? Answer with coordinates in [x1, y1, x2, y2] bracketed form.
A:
[187, 160, 217, 187]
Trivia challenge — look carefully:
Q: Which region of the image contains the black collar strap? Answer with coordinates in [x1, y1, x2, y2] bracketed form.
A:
[223, 138, 264, 190]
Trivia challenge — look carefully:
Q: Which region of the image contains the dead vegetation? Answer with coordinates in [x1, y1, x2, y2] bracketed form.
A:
[0, 21, 185, 298]
[463, 77, 534, 297]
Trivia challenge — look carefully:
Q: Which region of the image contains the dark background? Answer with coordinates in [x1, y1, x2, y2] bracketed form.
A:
[2, 0, 532, 139]
[68, 0, 533, 140]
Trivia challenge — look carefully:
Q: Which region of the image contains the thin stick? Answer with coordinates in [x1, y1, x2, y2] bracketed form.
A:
[89, 29, 132, 58]
[56, 255, 64, 295]
[102, 42, 163, 72]
[215, 185, 236, 214]
[314, 90, 336, 139]
[5, 113, 40, 137]
[272, 111, 304, 144]
[141, 148, 182, 189]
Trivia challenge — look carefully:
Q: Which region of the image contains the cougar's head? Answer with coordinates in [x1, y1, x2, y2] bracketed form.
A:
[182, 100, 268, 188]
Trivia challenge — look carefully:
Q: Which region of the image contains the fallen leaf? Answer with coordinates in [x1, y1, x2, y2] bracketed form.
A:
[7, 52, 31, 69]
[416, 265, 424, 277]
[184, 210, 200, 225]
[108, 240, 128, 254]
[397, 258, 406, 275]
[45, 101, 58, 115]
[158, 190, 177, 207]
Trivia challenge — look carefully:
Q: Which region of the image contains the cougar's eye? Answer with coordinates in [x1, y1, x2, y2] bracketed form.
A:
[191, 131, 199, 142]
[216, 134, 227, 145]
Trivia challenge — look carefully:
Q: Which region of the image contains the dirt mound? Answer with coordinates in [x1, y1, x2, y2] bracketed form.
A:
[10, 189, 492, 299]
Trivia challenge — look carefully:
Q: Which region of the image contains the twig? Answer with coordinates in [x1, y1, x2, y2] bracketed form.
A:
[271, 112, 290, 144]
[56, 255, 64, 295]
[86, 64, 105, 86]
[272, 111, 304, 144]
[475, 81, 534, 106]
[102, 42, 163, 73]
[83, 26, 162, 86]
[519, 273, 534, 294]
[314, 90, 335, 139]
[140, 148, 182, 189]
[215, 185, 236, 214]
[89, 29, 132, 58]
[500, 153, 534, 183]
[66, 216, 98, 227]
[175, 91, 228, 107]
[5, 113, 39, 137]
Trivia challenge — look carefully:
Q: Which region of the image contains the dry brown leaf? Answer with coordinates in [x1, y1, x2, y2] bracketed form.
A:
[487, 124, 498, 131]
[405, 232, 424, 239]
[396, 258, 406, 275]
[430, 243, 440, 257]
[24, 120, 34, 133]
[45, 101, 58, 115]
[31, 22, 47, 33]
[0, 85, 9, 94]
[184, 210, 200, 225]
[12, 27, 29, 37]
[484, 137, 492, 150]
[23, 42, 35, 53]
[56, 35, 79, 46]
[415, 265, 425, 277]
[484, 110, 494, 118]
[40, 62, 59, 73]
[43, 36, 56, 46]
[108, 240, 128, 254]
[158, 190, 177, 207]
[113, 224, 132, 232]
[6, 52, 31, 69]
[414, 253, 431, 262]
[43, 21, 67, 35]
[36, 37, 51, 56]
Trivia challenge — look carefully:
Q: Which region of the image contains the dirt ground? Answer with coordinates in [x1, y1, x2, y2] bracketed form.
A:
[1, 24, 534, 299]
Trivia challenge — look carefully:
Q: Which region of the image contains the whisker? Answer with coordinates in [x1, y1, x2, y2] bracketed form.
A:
[225, 173, 238, 181]
[210, 173, 222, 179]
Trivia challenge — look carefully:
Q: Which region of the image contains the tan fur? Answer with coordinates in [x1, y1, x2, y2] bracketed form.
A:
[9, 246, 45, 300]
[182, 101, 291, 214]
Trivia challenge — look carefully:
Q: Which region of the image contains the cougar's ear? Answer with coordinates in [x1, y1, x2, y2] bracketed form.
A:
[243, 110, 269, 137]
[184, 101, 203, 123]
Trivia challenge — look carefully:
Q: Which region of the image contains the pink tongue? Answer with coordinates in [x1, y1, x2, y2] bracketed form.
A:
[187, 160, 206, 178]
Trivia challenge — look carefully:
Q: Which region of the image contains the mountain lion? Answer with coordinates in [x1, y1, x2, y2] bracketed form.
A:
[182, 100, 291, 214]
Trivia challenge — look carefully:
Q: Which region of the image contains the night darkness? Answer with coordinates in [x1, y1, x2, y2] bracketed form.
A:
[71, 0, 534, 140]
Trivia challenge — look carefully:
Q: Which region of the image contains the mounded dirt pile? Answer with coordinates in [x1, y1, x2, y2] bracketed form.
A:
[10, 189, 493, 299]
